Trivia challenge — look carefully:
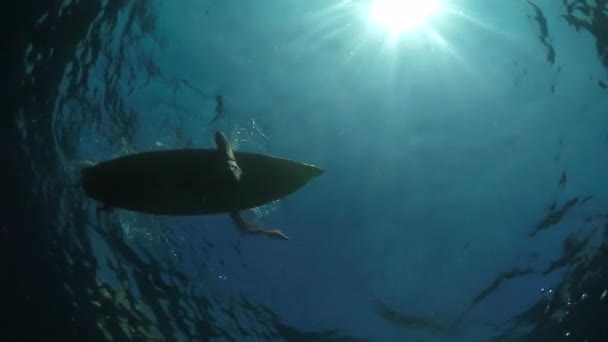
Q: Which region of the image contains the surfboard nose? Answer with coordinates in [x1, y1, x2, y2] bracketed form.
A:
[271, 160, 324, 192]
[301, 163, 324, 183]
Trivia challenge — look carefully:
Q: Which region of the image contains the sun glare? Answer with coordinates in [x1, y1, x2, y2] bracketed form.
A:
[369, 0, 440, 34]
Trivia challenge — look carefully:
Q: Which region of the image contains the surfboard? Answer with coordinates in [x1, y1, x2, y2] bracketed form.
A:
[81, 149, 324, 215]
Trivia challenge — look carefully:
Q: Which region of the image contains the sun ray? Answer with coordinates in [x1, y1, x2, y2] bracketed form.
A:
[280, 0, 528, 102]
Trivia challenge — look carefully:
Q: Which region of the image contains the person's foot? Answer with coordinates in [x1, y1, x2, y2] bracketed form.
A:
[265, 229, 289, 240]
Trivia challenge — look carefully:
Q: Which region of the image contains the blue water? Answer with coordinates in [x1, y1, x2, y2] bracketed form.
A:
[7, 0, 608, 341]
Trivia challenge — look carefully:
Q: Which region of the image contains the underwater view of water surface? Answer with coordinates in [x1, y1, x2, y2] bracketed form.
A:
[3, 0, 608, 341]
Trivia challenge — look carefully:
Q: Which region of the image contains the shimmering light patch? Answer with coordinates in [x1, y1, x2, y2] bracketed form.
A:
[369, 0, 440, 34]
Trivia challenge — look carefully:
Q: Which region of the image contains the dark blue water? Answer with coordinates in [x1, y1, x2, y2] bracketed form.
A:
[3, 0, 608, 341]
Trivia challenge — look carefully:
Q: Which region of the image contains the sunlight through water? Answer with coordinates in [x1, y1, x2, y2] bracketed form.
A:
[369, 0, 440, 35]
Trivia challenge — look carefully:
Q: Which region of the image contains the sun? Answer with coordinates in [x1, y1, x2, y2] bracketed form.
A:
[369, 0, 440, 34]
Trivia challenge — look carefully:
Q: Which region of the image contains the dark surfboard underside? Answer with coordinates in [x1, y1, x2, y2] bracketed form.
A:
[81, 149, 324, 215]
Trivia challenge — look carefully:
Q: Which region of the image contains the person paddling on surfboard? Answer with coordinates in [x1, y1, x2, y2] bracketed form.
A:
[214, 131, 289, 240]
[81, 129, 320, 241]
